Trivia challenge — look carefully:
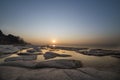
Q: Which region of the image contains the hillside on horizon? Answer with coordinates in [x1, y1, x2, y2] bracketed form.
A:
[0, 29, 27, 45]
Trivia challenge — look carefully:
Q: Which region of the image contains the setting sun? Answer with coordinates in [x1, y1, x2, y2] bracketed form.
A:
[52, 40, 56, 43]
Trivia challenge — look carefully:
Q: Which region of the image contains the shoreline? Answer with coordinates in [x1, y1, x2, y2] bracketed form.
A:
[0, 44, 120, 80]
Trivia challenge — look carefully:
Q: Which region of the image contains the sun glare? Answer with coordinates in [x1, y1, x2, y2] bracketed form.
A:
[52, 40, 56, 43]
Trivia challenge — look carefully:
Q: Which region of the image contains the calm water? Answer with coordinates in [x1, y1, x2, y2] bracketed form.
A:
[56, 44, 120, 50]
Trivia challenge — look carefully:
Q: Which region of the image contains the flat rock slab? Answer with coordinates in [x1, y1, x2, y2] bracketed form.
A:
[77, 68, 120, 80]
[1, 59, 82, 69]
[79, 49, 120, 56]
[44, 52, 71, 59]
[4, 55, 37, 62]
[35, 59, 82, 69]
[0, 45, 19, 54]
[0, 66, 119, 80]
[0, 54, 12, 58]
[0, 59, 119, 80]
[53, 46, 88, 51]
[27, 47, 41, 53]
[17, 52, 42, 55]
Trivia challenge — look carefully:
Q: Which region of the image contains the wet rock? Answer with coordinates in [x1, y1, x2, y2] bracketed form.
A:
[33, 47, 41, 52]
[0, 54, 12, 58]
[35, 59, 82, 69]
[4, 55, 37, 62]
[0, 45, 19, 54]
[27, 49, 37, 53]
[27, 47, 41, 53]
[112, 55, 120, 58]
[17, 52, 42, 55]
[51, 46, 88, 51]
[79, 49, 120, 56]
[1, 59, 82, 69]
[44, 52, 71, 59]
[0, 61, 36, 68]
[16, 46, 29, 50]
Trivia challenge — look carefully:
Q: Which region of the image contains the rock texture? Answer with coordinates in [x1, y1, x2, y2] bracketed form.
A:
[78, 49, 120, 56]
[0, 59, 119, 80]
[17, 52, 42, 55]
[35, 59, 82, 69]
[4, 55, 37, 62]
[27, 47, 41, 53]
[50, 46, 88, 51]
[0, 45, 19, 54]
[44, 52, 71, 59]
[1, 59, 82, 69]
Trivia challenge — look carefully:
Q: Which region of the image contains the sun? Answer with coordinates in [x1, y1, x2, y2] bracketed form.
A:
[52, 40, 56, 43]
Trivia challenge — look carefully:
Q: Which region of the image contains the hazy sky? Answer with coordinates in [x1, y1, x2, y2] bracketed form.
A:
[0, 0, 120, 45]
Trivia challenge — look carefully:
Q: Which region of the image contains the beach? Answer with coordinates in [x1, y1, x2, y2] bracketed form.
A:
[0, 45, 120, 80]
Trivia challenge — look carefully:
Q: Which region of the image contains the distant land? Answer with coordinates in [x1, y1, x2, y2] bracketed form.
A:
[0, 30, 28, 45]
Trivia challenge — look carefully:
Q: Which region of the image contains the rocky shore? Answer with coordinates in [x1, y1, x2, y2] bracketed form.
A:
[78, 49, 120, 58]
[0, 59, 120, 80]
[0, 45, 120, 80]
[0, 45, 120, 57]
[52, 46, 120, 57]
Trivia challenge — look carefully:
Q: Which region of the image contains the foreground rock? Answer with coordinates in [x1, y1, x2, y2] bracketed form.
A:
[0, 59, 119, 80]
[4, 55, 37, 62]
[17, 52, 42, 55]
[35, 59, 82, 69]
[0, 54, 12, 58]
[0, 45, 19, 54]
[111, 55, 120, 58]
[44, 52, 71, 59]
